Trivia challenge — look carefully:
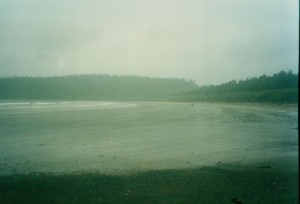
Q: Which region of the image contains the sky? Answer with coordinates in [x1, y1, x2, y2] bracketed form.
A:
[0, 0, 298, 85]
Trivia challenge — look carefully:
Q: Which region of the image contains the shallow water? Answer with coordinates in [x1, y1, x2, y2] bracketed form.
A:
[0, 101, 298, 175]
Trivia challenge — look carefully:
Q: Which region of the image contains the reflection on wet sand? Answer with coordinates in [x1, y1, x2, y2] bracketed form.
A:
[0, 101, 298, 175]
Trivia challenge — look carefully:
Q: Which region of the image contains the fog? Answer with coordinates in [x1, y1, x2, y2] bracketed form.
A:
[0, 0, 298, 85]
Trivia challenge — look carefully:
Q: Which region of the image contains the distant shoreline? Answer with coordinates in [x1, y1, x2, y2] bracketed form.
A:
[0, 71, 298, 104]
[0, 99, 297, 107]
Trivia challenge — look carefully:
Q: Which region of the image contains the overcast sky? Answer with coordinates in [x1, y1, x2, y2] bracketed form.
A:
[0, 0, 298, 85]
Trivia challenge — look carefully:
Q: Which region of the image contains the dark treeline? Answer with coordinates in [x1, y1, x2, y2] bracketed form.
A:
[0, 71, 298, 103]
[176, 71, 298, 103]
[0, 74, 197, 101]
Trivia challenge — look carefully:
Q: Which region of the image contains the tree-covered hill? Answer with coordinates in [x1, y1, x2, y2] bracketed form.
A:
[0, 75, 197, 101]
[0, 71, 298, 103]
[174, 71, 298, 104]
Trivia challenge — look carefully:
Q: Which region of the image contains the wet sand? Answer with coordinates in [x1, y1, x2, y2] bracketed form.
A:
[0, 159, 298, 203]
[0, 101, 298, 203]
[0, 101, 297, 175]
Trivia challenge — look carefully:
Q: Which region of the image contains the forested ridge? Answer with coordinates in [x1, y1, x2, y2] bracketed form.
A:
[175, 70, 298, 103]
[0, 74, 197, 101]
[0, 71, 298, 103]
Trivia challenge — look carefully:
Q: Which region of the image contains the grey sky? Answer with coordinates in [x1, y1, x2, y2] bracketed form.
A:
[0, 0, 298, 85]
